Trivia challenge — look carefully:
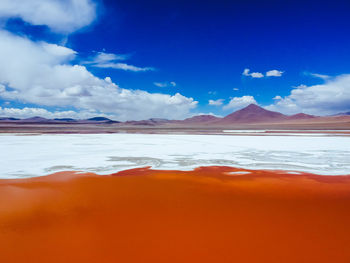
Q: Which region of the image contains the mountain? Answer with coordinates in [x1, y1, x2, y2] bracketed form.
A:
[0, 105, 347, 127]
[0, 117, 20, 121]
[124, 118, 171, 126]
[53, 118, 77, 122]
[87, 117, 112, 121]
[0, 116, 120, 124]
[218, 104, 287, 124]
[21, 116, 51, 123]
[148, 118, 170, 123]
[86, 117, 120, 123]
[180, 115, 222, 124]
[287, 113, 316, 120]
[333, 111, 350, 116]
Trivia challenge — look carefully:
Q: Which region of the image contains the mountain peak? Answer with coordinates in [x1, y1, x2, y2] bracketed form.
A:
[244, 103, 261, 110]
[220, 104, 287, 123]
[22, 116, 50, 122]
[238, 104, 270, 113]
[25, 116, 47, 120]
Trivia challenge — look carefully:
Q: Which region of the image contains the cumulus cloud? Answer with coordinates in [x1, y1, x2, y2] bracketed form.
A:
[208, 99, 224, 106]
[154, 81, 176, 88]
[266, 70, 283, 77]
[0, 30, 197, 120]
[223, 96, 257, 111]
[0, 0, 96, 34]
[0, 1, 197, 120]
[266, 74, 350, 115]
[0, 107, 105, 119]
[242, 68, 250, 76]
[242, 68, 264, 78]
[243, 68, 283, 78]
[85, 51, 154, 72]
[250, 72, 264, 78]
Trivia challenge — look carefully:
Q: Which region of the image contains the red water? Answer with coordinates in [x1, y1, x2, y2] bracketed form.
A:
[1, 166, 350, 263]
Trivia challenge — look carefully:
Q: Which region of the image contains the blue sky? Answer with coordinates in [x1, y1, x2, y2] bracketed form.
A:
[0, 0, 350, 120]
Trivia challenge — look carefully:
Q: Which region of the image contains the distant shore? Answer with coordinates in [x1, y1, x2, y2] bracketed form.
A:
[1, 122, 350, 135]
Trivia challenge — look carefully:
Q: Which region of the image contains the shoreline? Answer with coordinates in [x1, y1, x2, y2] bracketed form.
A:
[1, 133, 350, 178]
[1, 128, 350, 136]
[2, 165, 350, 181]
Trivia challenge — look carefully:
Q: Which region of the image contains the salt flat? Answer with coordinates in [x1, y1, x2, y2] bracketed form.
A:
[0, 133, 350, 178]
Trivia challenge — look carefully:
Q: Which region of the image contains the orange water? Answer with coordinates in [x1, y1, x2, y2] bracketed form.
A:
[1, 166, 350, 263]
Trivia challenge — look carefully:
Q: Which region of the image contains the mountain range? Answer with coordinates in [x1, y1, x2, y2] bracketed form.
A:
[176, 104, 317, 125]
[0, 104, 349, 127]
[0, 116, 120, 124]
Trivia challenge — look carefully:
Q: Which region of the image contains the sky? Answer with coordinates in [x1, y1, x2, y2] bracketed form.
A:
[0, 0, 350, 120]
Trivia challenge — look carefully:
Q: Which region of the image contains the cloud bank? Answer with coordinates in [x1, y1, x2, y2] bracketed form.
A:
[0, 30, 197, 120]
[0, 1, 198, 120]
[266, 74, 350, 115]
[0, 106, 105, 119]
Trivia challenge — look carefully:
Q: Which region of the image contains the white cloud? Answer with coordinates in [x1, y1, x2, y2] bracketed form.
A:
[208, 99, 224, 106]
[85, 51, 154, 72]
[188, 112, 223, 118]
[242, 68, 250, 76]
[273, 95, 282, 100]
[266, 69, 283, 77]
[104, 77, 112, 83]
[0, 106, 104, 119]
[86, 52, 129, 64]
[42, 43, 77, 57]
[154, 82, 167, 88]
[0, 0, 97, 34]
[154, 81, 176, 88]
[223, 96, 257, 111]
[95, 62, 155, 72]
[243, 68, 284, 78]
[305, 72, 330, 80]
[233, 88, 239, 91]
[242, 68, 264, 78]
[0, 1, 196, 120]
[0, 84, 5, 93]
[0, 30, 197, 121]
[266, 74, 350, 115]
[250, 72, 264, 78]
